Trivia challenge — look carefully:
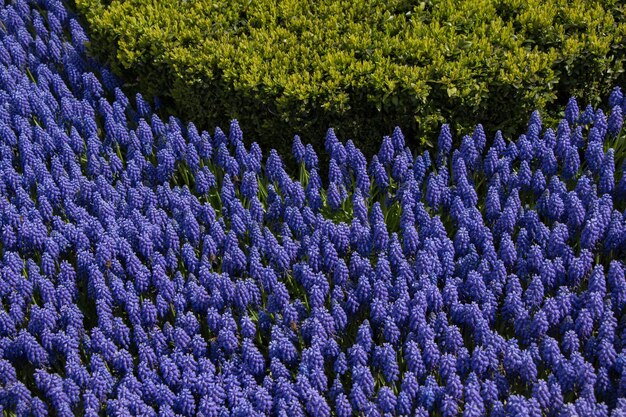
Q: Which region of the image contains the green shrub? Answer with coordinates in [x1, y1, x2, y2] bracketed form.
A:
[74, 0, 626, 159]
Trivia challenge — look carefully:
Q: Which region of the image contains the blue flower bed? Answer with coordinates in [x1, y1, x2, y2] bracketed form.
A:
[1, 0, 626, 416]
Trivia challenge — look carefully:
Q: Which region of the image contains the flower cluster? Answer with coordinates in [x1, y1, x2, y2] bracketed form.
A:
[1, 0, 626, 416]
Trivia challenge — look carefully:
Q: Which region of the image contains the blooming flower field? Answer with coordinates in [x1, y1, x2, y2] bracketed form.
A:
[1, 0, 626, 416]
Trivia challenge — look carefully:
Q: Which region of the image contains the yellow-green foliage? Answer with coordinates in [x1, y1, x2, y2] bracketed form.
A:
[75, 0, 626, 157]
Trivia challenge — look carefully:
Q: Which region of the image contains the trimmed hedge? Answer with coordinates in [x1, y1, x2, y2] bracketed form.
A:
[74, 0, 626, 157]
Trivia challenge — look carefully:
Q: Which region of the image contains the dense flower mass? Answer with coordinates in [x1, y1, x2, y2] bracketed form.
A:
[1, 1, 626, 416]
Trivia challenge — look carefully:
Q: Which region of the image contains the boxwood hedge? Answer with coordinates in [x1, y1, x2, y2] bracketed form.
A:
[74, 0, 626, 158]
